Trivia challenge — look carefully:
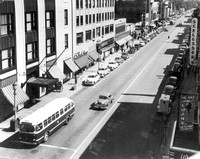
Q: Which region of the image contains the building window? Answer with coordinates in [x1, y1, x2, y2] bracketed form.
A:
[46, 11, 54, 28]
[86, 15, 88, 24]
[77, 32, 83, 44]
[102, 26, 104, 36]
[93, 0, 95, 8]
[26, 42, 38, 63]
[96, 27, 100, 37]
[76, 16, 79, 26]
[25, 12, 37, 32]
[85, 0, 88, 8]
[89, 0, 91, 8]
[96, 14, 98, 22]
[105, 25, 109, 34]
[93, 14, 95, 23]
[76, 0, 79, 9]
[80, 15, 83, 25]
[65, 34, 68, 49]
[93, 29, 95, 39]
[102, 0, 104, 7]
[0, 14, 14, 35]
[46, 38, 55, 56]
[86, 30, 91, 41]
[80, 0, 83, 8]
[64, 10, 68, 25]
[0, 48, 15, 71]
[102, 13, 104, 21]
[89, 14, 92, 24]
[99, 13, 101, 22]
[110, 24, 113, 32]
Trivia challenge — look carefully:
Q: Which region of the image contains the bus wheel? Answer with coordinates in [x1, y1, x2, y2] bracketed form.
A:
[44, 131, 49, 142]
[65, 116, 70, 125]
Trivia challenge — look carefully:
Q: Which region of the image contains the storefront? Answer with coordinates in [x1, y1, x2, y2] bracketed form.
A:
[88, 44, 99, 64]
[74, 50, 92, 73]
[98, 38, 115, 60]
[64, 58, 79, 81]
[115, 32, 133, 52]
[0, 84, 29, 122]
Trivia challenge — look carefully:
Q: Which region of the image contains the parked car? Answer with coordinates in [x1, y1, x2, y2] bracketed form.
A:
[121, 52, 129, 60]
[139, 40, 146, 47]
[83, 72, 100, 86]
[128, 47, 136, 54]
[94, 93, 114, 109]
[115, 56, 124, 65]
[163, 85, 176, 101]
[98, 65, 110, 77]
[108, 60, 118, 71]
[166, 76, 178, 88]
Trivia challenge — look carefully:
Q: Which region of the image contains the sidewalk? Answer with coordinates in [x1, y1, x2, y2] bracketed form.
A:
[159, 61, 199, 158]
[0, 52, 121, 143]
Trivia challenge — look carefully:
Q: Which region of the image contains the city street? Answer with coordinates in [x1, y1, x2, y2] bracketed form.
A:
[0, 16, 187, 159]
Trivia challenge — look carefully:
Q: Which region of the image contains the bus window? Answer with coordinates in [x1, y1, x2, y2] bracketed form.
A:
[67, 104, 70, 109]
[64, 105, 68, 111]
[48, 116, 52, 124]
[56, 111, 59, 118]
[44, 119, 48, 127]
[52, 114, 56, 121]
[36, 123, 43, 132]
[60, 108, 64, 115]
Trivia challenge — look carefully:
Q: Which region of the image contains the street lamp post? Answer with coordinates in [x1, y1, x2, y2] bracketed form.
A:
[10, 82, 18, 131]
[96, 40, 102, 71]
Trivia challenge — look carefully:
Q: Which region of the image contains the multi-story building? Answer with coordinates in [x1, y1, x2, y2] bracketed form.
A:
[73, 0, 115, 73]
[0, 0, 115, 122]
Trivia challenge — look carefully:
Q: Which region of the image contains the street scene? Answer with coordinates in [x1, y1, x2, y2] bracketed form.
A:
[0, 0, 200, 159]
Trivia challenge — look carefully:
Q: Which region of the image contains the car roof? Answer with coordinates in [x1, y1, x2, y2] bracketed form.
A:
[169, 76, 177, 80]
[165, 85, 174, 89]
[88, 72, 98, 76]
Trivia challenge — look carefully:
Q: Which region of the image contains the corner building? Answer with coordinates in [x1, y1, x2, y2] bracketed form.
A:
[0, 0, 116, 122]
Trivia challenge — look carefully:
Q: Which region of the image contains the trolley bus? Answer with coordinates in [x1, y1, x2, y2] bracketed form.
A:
[19, 97, 75, 145]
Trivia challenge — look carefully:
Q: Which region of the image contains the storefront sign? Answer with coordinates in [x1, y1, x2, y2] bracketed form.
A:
[101, 38, 114, 48]
[190, 18, 198, 65]
[74, 50, 88, 59]
[179, 94, 195, 131]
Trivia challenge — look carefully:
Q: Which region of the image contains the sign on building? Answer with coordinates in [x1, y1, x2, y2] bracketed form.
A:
[190, 18, 198, 65]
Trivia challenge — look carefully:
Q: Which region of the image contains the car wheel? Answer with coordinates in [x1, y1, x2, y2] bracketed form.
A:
[44, 131, 49, 142]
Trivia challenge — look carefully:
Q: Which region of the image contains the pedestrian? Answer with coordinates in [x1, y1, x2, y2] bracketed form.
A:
[168, 35, 170, 39]
[186, 102, 192, 113]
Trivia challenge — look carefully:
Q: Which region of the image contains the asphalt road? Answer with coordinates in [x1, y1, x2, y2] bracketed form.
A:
[0, 15, 188, 159]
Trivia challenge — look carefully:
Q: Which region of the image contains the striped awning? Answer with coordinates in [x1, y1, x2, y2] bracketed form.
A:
[89, 50, 99, 61]
[48, 65, 66, 81]
[1, 84, 29, 106]
[64, 58, 79, 72]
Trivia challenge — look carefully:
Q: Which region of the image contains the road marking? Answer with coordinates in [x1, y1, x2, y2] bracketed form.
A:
[40, 144, 76, 152]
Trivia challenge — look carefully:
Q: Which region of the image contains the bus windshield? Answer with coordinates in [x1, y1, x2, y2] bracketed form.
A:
[20, 123, 35, 132]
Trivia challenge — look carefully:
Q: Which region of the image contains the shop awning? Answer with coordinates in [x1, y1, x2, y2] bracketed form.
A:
[116, 38, 126, 46]
[101, 43, 115, 52]
[74, 55, 91, 69]
[48, 65, 66, 81]
[1, 84, 29, 106]
[27, 77, 58, 87]
[64, 58, 79, 72]
[89, 50, 99, 61]
[125, 35, 133, 42]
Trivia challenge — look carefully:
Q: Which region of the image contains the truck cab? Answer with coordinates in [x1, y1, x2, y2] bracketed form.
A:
[157, 94, 172, 114]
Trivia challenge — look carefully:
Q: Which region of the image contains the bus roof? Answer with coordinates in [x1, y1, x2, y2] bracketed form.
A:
[20, 97, 74, 125]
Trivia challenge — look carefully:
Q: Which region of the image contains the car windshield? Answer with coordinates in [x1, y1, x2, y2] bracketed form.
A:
[165, 88, 173, 93]
[109, 62, 115, 64]
[20, 122, 35, 132]
[88, 75, 95, 78]
[99, 95, 108, 99]
[99, 68, 105, 70]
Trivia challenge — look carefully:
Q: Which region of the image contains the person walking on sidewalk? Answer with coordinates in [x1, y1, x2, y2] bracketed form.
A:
[187, 64, 190, 76]
[186, 102, 192, 113]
